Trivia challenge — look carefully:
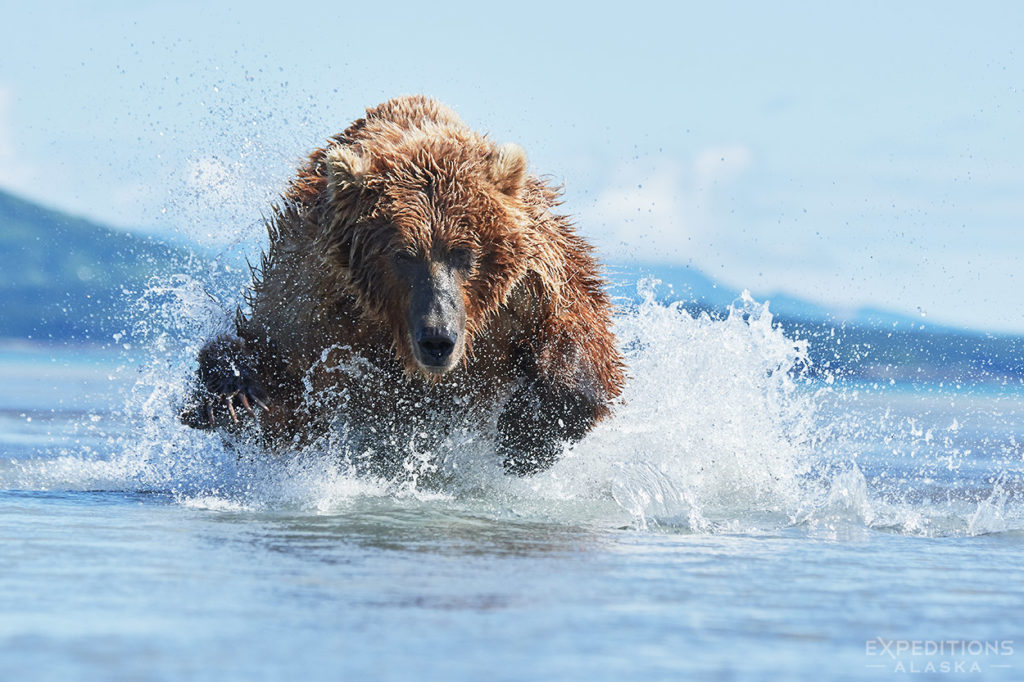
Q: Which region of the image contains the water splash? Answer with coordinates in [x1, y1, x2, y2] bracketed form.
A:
[4, 276, 1023, 538]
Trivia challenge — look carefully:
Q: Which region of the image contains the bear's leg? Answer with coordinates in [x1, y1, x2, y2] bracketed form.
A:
[497, 381, 597, 476]
[180, 335, 270, 429]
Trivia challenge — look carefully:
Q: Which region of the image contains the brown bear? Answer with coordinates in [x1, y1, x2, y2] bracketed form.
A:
[181, 95, 626, 476]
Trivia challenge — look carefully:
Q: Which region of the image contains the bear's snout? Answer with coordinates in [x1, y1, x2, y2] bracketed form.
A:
[404, 258, 467, 375]
[417, 327, 457, 367]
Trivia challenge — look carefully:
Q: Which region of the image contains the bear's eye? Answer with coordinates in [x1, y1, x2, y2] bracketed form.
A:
[392, 250, 419, 273]
[450, 247, 476, 272]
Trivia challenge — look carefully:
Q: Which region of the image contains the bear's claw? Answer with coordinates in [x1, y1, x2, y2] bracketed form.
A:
[182, 335, 271, 430]
[188, 388, 270, 430]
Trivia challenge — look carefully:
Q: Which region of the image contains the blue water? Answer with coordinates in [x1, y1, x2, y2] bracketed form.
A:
[2, 296, 1024, 680]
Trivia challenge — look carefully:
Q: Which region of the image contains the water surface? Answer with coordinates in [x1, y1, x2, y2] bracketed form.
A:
[2, 298, 1023, 680]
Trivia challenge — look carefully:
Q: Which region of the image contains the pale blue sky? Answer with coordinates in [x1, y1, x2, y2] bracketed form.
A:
[2, 1, 1022, 331]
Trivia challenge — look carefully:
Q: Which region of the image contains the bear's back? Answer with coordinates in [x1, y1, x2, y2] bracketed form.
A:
[286, 95, 469, 205]
[343, 95, 466, 144]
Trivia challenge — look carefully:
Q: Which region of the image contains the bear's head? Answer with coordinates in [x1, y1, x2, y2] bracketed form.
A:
[320, 125, 550, 379]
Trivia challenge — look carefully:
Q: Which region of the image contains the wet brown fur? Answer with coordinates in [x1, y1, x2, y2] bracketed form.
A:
[188, 95, 626, 472]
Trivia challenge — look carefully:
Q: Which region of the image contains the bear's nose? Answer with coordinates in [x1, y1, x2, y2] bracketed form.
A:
[417, 328, 457, 365]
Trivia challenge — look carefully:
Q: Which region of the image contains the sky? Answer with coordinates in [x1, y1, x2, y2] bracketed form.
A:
[1, 1, 1023, 332]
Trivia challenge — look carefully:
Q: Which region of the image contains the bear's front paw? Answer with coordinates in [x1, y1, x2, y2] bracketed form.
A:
[181, 336, 271, 429]
[498, 433, 562, 476]
[496, 381, 600, 476]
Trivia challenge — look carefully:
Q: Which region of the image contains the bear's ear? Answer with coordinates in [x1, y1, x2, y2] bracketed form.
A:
[486, 143, 528, 196]
[325, 145, 368, 192]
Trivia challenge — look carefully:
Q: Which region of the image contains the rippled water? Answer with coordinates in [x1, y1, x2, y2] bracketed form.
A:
[2, 294, 1023, 680]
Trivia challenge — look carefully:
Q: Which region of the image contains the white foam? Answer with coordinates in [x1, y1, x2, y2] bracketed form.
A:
[5, 278, 1022, 537]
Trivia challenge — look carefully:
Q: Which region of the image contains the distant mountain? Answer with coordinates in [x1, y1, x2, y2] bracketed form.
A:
[605, 262, 732, 309]
[607, 261, 1024, 383]
[0, 188, 192, 342]
[605, 261, 940, 330]
[2, 188, 1021, 382]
